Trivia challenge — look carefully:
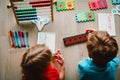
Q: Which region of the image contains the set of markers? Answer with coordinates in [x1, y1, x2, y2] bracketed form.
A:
[8, 30, 29, 48]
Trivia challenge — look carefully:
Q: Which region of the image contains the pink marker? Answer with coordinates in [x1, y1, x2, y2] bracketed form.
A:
[18, 31, 25, 47]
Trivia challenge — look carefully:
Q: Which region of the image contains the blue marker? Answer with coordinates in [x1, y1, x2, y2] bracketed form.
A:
[16, 31, 21, 47]
[14, 31, 19, 47]
[26, 32, 30, 47]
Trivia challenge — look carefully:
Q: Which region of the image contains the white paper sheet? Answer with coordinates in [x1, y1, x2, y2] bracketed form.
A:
[37, 32, 55, 53]
[98, 13, 116, 36]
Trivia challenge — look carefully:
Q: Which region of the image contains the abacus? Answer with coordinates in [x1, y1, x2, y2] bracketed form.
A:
[63, 30, 93, 46]
[8, 0, 54, 24]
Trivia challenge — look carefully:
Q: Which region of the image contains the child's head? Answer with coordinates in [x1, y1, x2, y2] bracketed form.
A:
[87, 31, 118, 67]
[21, 44, 52, 79]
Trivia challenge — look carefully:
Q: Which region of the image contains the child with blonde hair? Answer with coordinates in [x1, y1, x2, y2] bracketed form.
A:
[21, 44, 65, 80]
[78, 31, 119, 80]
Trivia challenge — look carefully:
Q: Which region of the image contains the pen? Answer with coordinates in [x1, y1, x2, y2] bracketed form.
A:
[8, 30, 13, 47]
[26, 32, 30, 47]
[22, 32, 26, 47]
[15, 31, 21, 47]
[14, 31, 19, 47]
[11, 31, 16, 48]
[18, 31, 25, 47]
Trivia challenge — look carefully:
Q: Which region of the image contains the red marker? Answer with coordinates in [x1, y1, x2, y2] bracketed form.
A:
[11, 31, 16, 48]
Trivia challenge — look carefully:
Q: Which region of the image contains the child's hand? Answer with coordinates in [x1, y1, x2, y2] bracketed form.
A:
[55, 50, 64, 66]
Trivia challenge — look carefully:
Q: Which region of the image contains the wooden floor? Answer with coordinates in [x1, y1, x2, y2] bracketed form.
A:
[0, 0, 120, 80]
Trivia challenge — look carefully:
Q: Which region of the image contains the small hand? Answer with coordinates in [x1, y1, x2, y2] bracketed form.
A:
[55, 50, 64, 66]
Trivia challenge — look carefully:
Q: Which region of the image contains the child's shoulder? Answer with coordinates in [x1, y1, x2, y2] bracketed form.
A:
[78, 58, 91, 68]
[109, 56, 119, 67]
[78, 58, 92, 73]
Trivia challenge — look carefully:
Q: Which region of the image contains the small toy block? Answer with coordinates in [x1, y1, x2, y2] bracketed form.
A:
[116, 5, 120, 11]
[85, 11, 95, 21]
[65, 1, 74, 10]
[56, 0, 75, 11]
[76, 12, 86, 22]
[56, 1, 66, 11]
[98, 0, 108, 9]
[89, 1, 99, 10]
[89, 0, 108, 10]
[75, 11, 95, 23]
[112, 0, 120, 4]
[63, 30, 93, 46]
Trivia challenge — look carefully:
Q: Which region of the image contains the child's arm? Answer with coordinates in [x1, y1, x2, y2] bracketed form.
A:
[56, 55, 65, 80]
[55, 50, 65, 80]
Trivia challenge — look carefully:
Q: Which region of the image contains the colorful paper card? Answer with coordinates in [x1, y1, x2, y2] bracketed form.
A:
[98, 13, 116, 36]
[75, 11, 95, 23]
[112, 0, 120, 4]
[89, 0, 108, 10]
[56, 0, 74, 11]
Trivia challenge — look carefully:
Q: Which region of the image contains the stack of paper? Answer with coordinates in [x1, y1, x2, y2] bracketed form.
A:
[37, 32, 55, 53]
[98, 13, 116, 36]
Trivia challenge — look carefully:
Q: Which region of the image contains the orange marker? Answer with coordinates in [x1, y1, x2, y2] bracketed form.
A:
[8, 30, 13, 47]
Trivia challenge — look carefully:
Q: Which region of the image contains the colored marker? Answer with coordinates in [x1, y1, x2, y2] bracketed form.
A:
[8, 30, 13, 47]
[14, 31, 19, 47]
[18, 31, 25, 47]
[22, 32, 26, 47]
[15, 31, 21, 47]
[26, 32, 30, 47]
[11, 31, 16, 48]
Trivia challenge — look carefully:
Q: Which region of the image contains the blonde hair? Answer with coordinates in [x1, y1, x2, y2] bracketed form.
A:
[21, 44, 52, 80]
[87, 31, 118, 66]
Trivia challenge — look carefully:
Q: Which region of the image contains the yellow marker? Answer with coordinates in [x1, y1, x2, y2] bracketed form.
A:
[8, 30, 13, 47]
